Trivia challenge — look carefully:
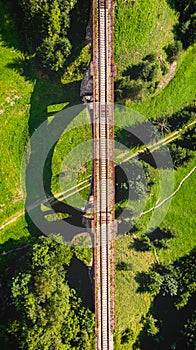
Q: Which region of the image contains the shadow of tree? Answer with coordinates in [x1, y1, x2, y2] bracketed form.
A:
[68, 0, 91, 58]
[122, 62, 146, 80]
[133, 293, 195, 350]
[130, 227, 176, 252]
[139, 147, 173, 169]
[115, 162, 147, 202]
[115, 121, 159, 149]
[0, 0, 25, 51]
[67, 254, 93, 310]
[116, 261, 133, 271]
[133, 250, 196, 349]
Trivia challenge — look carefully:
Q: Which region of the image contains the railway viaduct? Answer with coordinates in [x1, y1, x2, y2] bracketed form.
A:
[82, 1, 116, 349]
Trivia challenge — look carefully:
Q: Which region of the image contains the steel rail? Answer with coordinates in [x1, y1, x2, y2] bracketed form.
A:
[91, 1, 116, 349]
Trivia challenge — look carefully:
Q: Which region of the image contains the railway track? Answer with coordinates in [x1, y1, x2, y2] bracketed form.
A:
[91, 1, 116, 349]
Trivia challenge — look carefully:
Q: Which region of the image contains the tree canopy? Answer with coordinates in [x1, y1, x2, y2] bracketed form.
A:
[10, 235, 95, 350]
[18, 0, 78, 70]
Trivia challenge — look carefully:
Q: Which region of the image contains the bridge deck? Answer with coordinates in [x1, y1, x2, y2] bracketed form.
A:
[91, 1, 116, 349]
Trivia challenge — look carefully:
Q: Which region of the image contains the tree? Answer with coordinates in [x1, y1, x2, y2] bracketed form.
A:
[138, 270, 163, 295]
[182, 310, 196, 348]
[169, 143, 192, 168]
[18, 0, 78, 70]
[121, 327, 134, 344]
[165, 41, 183, 64]
[10, 235, 95, 349]
[116, 77, 145, 101]
[174, 249, 196, 309]
[173, 0, 196, 47]
[145, 314, 159, 336]
[161, 273, 178, 297]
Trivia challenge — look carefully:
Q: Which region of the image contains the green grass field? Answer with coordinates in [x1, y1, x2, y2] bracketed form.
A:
[115, 155, 196, 348]
[115, 0, 178, 76]
[0, 33, 34, 225]
[158, 158, 196, 264]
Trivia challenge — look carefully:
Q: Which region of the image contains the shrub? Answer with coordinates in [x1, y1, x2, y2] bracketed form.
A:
[121, 327, 134, 344]
[161, 273, 178, 296]
[169, 143, 193, 168]
[165, 41, 183, 64]
[138, 270, 163, 295]
[116, 77, 145, 101]
[145, 314, 159, 336]
[182, 310, 196, 348]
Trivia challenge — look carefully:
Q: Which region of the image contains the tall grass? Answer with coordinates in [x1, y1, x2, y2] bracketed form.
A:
[115, 0, 177, 75]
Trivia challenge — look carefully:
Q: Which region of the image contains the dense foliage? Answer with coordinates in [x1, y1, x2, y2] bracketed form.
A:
[9, 235, 95, 350]
[135, 249, 196, 349]
[115, 54, 162, 101]
[18, 0, 78, 70]
[174, 0, 196, 47]
[138, 249, 196, 301]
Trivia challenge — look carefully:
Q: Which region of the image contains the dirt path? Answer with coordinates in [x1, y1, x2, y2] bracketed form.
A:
[159, 61, 177, 89]
[140, 166, 196, 217]
[0, 181, 90, 231]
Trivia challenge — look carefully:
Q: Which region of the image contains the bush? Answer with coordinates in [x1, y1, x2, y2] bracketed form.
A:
[145, 314, 159, 336]
[182, 310, 196, 348]
[169, 143, 193, 168]
[161, 273, 178, 296]
[165, 41, 183, 64]
[121, 327, 134, 344]
[138, 270, 163, 295]
[116, 77, 145, 101]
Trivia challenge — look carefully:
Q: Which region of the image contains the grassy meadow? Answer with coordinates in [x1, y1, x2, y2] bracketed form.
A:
[114, 0, 178, 76]
[0, 16, 34, 226]
[114, 154, 196, 348]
